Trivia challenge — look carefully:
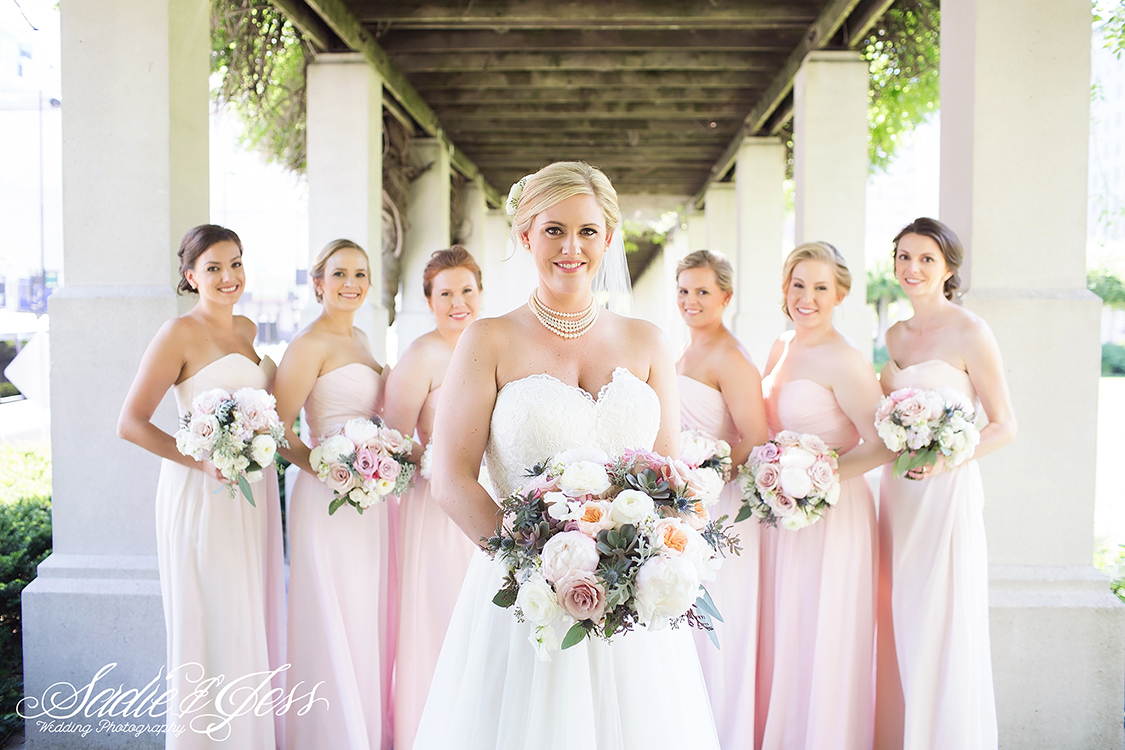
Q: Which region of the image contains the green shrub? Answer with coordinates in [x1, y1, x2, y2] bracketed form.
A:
[873, 345, 889, 375]
[0, 445, 50, 505]
[1103, 343, 1125, 376]
[0, 383, 18, 399]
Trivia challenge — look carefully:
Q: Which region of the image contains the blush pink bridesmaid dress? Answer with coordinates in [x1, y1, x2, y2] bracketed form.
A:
[757, 375, 877, 750]
[285, 363, 396, 750]
[394, 386, 477, 750]
[879, 359, 997, 750]
[156, 353, 286, 749]
[678, 374, 759, 749]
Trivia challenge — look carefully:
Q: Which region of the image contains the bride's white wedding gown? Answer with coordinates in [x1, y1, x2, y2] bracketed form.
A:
[413, 367, 720, 750]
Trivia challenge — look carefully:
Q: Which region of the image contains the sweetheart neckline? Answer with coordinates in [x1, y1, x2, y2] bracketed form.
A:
[497, 366, 646, 405]
[678, 374, 722, 395]
[178, 352, 266, 385]
[318, 361, 382, 380]
[888, 357, 967, 375]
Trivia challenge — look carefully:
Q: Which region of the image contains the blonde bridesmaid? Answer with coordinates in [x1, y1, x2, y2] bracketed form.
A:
[383, 246, 483, 750]
[118, 225, 284, 749]
[274, 239, 393, 749]
[879, 218, 1015, 750]
[757, 242, 896, 750]
[674, 250, 767, 748]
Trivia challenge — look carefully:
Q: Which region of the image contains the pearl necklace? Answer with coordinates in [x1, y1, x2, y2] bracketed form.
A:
[528, 292, 599, 339]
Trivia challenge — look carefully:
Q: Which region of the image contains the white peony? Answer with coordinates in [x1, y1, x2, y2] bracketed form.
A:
[540, 531, 600, 583]
[232, 386, 272, 410]
[192, 388, 230, 416]
[557, 461, 611, 497]
[317, 434, 355, 463]
[779, 465, 813, 499]
[680, 431, 715, 468]
[343, 418, 379, 445]
[516, 573, 563, 626]
[778, 446, 816, 470]
[609, 489, 656, 526]
[634, 555, 700, 628]
[250, 434, 276, 466]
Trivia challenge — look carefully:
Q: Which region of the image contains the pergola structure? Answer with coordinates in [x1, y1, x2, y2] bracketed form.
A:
[21, 0, 1123, 748]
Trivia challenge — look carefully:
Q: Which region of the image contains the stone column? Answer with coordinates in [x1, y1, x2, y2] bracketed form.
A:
[306, 53, 387, 361]
[792, 50, 872, 359]
[940, 0, 1124, 745]
[23, 1, 209, 747]
[733, 137, 788, 367]
[686, 210, 708, 254]
[704, 183, 737, 328]
[396, 138, 451, 356]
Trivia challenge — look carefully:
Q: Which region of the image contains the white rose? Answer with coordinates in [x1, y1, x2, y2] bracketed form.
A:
[250, 434, 276, 466]
[610, 489, 656, 526]
[529, 623, 559, 662]
[694, 468, 726, 508]
[778, 446, 816, 471]
[634, 555, 700, 628]
[175, 430, 197, 458]
[877, 421, 907, 453]
[823, 480, 841, 506]
[540, 531, 600, 583]
[318, 434, 355, 462]
[557, 461, 611, 497]
[516, 574, 563, 626]
[779, 465, 813, 499]
[349, 487, 375, 508]
[343, 418, 379, 445]
[188, 414, 221, 452]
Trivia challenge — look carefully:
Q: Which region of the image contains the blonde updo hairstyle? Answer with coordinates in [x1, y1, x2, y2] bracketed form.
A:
[310, 239, 370, 303]
[676, 250, 734, 299]
[781, 242, 852, 320]
[510, 161, 621, 248]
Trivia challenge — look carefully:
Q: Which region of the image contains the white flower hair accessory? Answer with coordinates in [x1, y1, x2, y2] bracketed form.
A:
[506, 175, 533, 217]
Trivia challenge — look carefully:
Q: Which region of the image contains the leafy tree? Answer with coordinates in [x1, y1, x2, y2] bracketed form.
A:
[1095, 1, 1125, 58]
[1089, 267, 1125, 308]
[868, 262, 906, 348]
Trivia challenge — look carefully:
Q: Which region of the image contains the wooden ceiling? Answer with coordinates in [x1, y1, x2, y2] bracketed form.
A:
[277, 0, 894, 201]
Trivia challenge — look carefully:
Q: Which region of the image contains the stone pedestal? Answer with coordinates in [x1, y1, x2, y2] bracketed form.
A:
[940, 0, 1124, 745]
[793, 50, 872, 358]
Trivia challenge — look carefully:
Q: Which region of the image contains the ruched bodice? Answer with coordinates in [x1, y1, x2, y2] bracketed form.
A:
[303, 362, 385, 441]
[678, 375, 740, 445]
[768, 378, 861, 453]
[485, 367, 660, 498]
[173, 353, 275, 416]
[881, 358, 977, 405]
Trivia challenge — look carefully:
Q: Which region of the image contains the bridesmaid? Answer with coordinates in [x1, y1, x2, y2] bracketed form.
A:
[757, 242, 896, 750]
[384, 246, 483, 750]
[117, 225, 283, 749]
[674, 249, 767, 748]
[273, 239, 393, 750]
[880, 218, 1015, 750]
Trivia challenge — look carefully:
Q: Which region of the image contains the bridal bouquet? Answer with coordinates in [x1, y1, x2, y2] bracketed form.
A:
[175, 387, 288, 506]
[486, 446, 740, 660]
[680, 429, 732, 484]
[736, 431, 840, 530]
[309, 417, 415, 514]
[875, 387, 980, 477]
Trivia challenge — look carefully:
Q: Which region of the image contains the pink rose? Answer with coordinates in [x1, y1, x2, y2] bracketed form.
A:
[523, 472, 558, 495]
[875, 397, 896, 424]
[381, 428, 411, 455]
[659, 459, 692, 492]
[192, 388, 229, 416]
[809, 459, 836, 492]
[754, 463, 781, 494]
[766, 491, 798, 517]
[623, 448, 664, 473]
[354, 448, 379, 480]
[360, 435, 389, 454]
[896, 394, 930, 426]
[376, 455, 401, 481]
[798, 433, 829, 455]
[325, 463, 356, 495]
[775, 430, 800, 447]
[890, 387, 917, 404]
[752, 442, 782, 464]
[555, 570, 607, 623]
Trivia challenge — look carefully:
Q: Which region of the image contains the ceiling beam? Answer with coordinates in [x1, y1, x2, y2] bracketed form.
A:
[408, 70, 765, 90]
[376, 28, 798, 53]
[432, 102, 753, 120]
[418, 87, 763, 106]
[289, 0, 502, 206]
[270, 0, 345, 51]
[390, 50, 789, 74]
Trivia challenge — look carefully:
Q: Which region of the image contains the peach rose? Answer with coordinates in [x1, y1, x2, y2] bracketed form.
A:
[654, 518, 690, 554]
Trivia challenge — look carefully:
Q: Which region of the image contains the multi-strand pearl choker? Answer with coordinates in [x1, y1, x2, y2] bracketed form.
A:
[528, 292, 599, 339]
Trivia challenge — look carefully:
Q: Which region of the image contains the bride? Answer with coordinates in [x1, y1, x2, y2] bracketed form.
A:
[413, 161, 720, 750]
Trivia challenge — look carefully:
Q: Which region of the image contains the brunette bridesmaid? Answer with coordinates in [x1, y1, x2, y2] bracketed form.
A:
[383, 246, 483, 750]
[118, 225, 283, 749]
[757, 242, 896, 750]
[674, 250, 767, 749]
[879, 218, 1015, 750]
[273, 239, 393, 749]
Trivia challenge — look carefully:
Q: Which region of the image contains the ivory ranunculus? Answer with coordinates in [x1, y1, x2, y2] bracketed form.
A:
[634, 555, 700, 628]
[691, 468, 726, 508]
[609, 489, 655, 526]
[557, 461, 612, 497]
[516, 574, 563, 626]
[823, 480, 841, 506]
[540, 531, 600, 583]
[250, 434, 276, 466]
[555, 570, 608, 623]
[779, 466, 813, 499]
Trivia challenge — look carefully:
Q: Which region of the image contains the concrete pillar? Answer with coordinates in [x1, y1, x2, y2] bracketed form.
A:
[686, 211, 708, 254]
[460, 179, 488, 261]
[23, 1, 210, 747]
[396, 138, 451, 356]
[733, 137, 788, 367]
[306, 53, 387, 362]
[940, 0, 1124, 745]
[792, 50, 872, 359]
[704, 183, 737, 328]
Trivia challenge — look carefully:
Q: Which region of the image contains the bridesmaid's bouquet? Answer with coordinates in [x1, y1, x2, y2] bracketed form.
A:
[736, 431, 840, 530]
[175, 387, 288, 506]
[875, 387, 980, 477]
[680, 429, 732, 484]
[310, 417, 415, 514]
[486, 447, 740, 660]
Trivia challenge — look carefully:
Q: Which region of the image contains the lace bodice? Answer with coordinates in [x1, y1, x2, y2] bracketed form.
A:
[485, 367, 660, 497]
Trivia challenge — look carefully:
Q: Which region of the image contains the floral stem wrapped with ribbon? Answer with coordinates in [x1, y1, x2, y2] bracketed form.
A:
[309, 417, 415, 514]
[175, 387, 288, 506]
[486, 446, 740, 660]
[736, 431, 840, 530]
[875, 386, 981, 477]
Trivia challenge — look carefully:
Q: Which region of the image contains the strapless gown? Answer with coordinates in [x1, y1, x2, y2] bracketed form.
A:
[413, 367, 720, 750]
[678, 375, 759, 750]
[395, 386, 478, 750]
[757, 377, 877, 750]
[285, 363, 396, 750]
[879, 359, 996, 750]
[156, 352, 285, 749]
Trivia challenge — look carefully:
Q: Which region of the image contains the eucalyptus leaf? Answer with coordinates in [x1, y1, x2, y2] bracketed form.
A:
[561, 622, 588, 650]
[735, 504, 754, 524]
[696, 587, 724, 623]
[238, 475, 256, 506]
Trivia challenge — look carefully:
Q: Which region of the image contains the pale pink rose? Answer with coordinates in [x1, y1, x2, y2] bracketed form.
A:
[809, 459, 836, 492]
[622, 448, 664, 473]
[798, 433, 829, 455]
[192, 389, 229, 416]
[360, 435, 390, 454]
[354, 448, 379, 480]
[376, 455, 401, 481]
[890, 386, 917, 404]
[754, 463, 781, 494]
[752, 442, 782, 464]
[555, 570, 608, 623]
[523, 472, 558, 495]
[659, 459, 692, 492]
[779, 465, 813, 499]
[381, 428, 411, 455]
[325, 463, 356, 494]
[766, 491, 799, 518]
[232, 388, 276, 432]
[775, 430, 801, 447]
[896, 394, 930, 426]
[188, 414, 220, 449]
